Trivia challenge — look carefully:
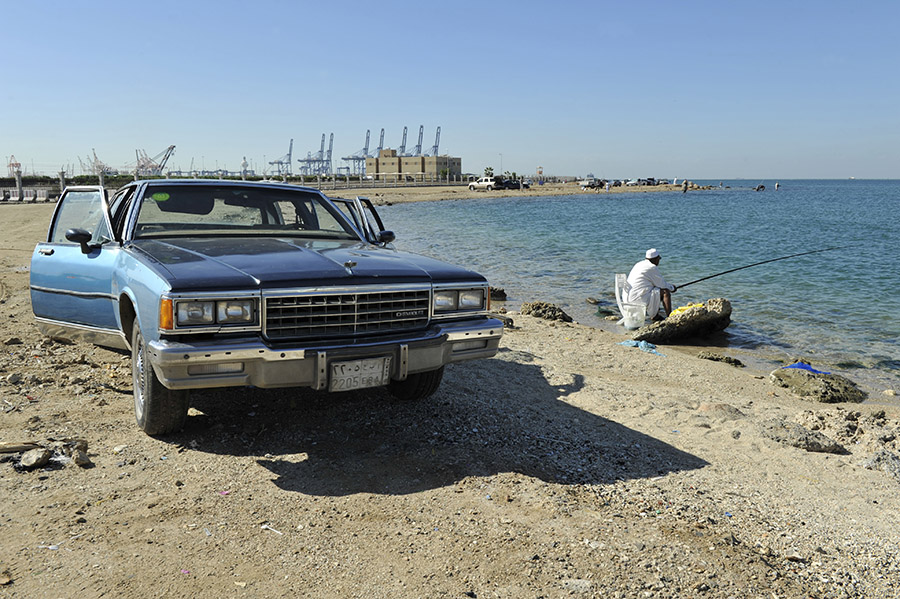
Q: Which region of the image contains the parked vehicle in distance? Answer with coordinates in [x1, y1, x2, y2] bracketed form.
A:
[30, 181, 503, 435]
[625, 179, 640, 186]
[501, 179, 530, 190]
[580, 178, 610, 189]
[468, 176, 504, 191]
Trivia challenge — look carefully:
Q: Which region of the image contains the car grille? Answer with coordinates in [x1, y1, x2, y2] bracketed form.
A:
[264, 289, 430, 340]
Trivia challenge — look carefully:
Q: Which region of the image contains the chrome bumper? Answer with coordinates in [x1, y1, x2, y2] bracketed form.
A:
[146, 318, 503, 391]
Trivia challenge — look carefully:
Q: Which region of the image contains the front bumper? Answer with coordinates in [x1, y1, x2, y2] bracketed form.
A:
[146, 317, 503, 391]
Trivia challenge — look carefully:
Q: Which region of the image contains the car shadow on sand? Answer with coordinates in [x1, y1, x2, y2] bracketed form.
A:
[182, 347, 708, 496]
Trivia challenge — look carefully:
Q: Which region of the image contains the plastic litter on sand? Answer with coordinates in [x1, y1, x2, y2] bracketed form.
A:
[618, 340, 666, 357]
[782, 363, 831, 375]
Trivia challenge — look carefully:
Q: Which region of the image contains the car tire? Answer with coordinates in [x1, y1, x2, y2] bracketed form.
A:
[486, 185, 493, 191]
[132, 324, 190, 435]
[468, 185, 475, 190]
[388, 367, 444, 401]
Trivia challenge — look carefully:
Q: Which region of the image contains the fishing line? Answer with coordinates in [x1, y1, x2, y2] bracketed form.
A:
[677, 246, 851, 289]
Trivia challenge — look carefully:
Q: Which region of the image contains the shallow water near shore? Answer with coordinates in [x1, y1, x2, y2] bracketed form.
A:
[378, 179, 899, 398]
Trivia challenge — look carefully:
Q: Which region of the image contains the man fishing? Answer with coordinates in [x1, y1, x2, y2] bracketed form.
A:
[626, 248, 677, 321]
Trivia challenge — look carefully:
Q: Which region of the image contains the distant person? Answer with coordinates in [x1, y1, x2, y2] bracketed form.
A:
[682, 180, 688, 193]
[626, 249, 677, 321]
[775, 182, 780, 190]
[605, 181, 610, 191]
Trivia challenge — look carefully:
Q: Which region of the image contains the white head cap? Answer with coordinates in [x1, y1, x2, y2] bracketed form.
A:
[646, 248, 660, 259]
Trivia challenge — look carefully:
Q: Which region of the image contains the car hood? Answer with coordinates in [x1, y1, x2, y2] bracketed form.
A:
[130, 237, 483, 291]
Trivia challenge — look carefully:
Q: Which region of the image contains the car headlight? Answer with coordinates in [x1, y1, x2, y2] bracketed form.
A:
[434, 290, 459, 312]
[177, 301, 215, 325]
[217, 299, 255, 324]
[173, 299, 256, 327]
[458, 289, 485, 309]
[433, 288, 485, 313]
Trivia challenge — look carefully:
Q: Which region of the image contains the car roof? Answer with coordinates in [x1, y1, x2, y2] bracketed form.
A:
[136, 179, 321, 194]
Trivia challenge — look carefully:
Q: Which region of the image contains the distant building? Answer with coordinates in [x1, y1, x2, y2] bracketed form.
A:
[365, 149, 461, 181]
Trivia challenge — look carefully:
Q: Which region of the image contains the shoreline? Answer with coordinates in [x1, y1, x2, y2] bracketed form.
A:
[3, 198, 892, 402]
[323, 181, 699, 204]
[533, 301, 898, 405]
[355, 185, 897, 402]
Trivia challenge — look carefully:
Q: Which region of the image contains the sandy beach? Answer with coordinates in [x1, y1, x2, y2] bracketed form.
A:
[1, 201, 899, 598]
[314, 181, 694, 204]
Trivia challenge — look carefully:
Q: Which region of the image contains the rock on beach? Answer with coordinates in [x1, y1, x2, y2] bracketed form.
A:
[19, 448, 52, 469]
[769, 361, 867, 403]
[697, 351, 744, 367]
[520, 301, 573, 322]
[758, 418, 846, 454]
[632, 298, 732, 344]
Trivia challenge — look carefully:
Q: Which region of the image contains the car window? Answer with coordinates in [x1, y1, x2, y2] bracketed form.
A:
[50, 189, 111, 244]
[133, 186, 358, 239]
[271, 199, 348, 234]
[109, 186, 136, 239]
[331, 199, 363, 232]
[330, 198, 386, 242]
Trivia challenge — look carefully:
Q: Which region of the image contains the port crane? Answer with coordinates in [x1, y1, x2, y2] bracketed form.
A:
[397, 126, 408, 156]
[77, 149, 118, 176]
[297, 133, 333, 175]
[410, 125, 424, 156]
[371, 128, 385, 157]
[134, 145, 176, 176]
[341, 130, 371, 175]
[7, 155, 22, 177]
[324, 133, 334, 175]
[297, 134, 324, 175]
[268, 139, 293, 176]
[424, 127, 441, 156]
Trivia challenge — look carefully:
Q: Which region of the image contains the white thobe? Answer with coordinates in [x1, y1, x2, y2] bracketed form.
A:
[626, 259, 674, 317]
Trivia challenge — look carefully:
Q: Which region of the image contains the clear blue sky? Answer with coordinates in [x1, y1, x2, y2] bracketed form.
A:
[4, 0, 898, 179]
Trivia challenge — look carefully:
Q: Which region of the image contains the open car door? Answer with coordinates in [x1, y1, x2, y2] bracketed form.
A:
[29, 186, 128, 349]
[331, 196, 394, 245]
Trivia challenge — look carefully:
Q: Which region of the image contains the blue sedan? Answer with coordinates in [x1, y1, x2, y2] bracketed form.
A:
[30, 180, 503, 435]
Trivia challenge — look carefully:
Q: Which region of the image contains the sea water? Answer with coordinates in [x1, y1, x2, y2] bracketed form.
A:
[376, 180, 899, 397]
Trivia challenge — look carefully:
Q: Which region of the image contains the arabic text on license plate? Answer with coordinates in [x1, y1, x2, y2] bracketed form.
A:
[329, 357, 391, 392]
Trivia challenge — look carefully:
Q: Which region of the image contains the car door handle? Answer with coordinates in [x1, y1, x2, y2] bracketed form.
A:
[38, 248, 55, 256]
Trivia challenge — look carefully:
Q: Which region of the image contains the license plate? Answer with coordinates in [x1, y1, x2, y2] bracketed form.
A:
[329, 357, 392, 392]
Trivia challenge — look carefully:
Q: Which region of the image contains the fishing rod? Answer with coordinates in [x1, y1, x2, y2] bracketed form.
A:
[677, 246, 850, 289]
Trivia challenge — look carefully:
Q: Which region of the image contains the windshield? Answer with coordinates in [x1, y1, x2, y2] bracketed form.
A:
[133, 185, 359, 240]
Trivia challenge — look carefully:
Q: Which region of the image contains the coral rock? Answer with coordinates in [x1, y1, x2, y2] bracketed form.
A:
[632, 298, 731, 344]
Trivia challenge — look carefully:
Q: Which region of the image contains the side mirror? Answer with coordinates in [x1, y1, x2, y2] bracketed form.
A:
[377, 230, 396, 244]
[65, 228, 94, 254]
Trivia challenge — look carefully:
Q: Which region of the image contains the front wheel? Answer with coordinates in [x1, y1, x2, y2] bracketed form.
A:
[388, 367, 444, 401]
[132, 325, 190, 435]
[468, 185, 475, 190]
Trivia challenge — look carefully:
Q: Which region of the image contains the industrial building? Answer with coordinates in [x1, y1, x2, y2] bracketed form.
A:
[365, 149, 462, 181]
